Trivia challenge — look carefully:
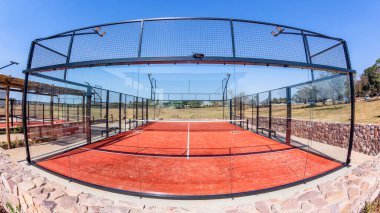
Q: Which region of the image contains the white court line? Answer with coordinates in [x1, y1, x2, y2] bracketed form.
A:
[187, 123, 190, 159]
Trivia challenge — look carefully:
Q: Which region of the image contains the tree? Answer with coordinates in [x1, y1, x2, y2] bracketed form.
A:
[355, 59, 380, 97]
[292, 85, 318, 104]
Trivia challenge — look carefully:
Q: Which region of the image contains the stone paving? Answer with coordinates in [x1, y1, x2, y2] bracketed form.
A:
[0, 147, 379, 212]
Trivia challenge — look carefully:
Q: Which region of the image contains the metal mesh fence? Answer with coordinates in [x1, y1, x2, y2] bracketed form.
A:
[28, 18, 350, 74]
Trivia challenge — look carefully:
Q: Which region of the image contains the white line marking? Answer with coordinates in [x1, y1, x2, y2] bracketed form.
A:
[187, 123, 190, 159]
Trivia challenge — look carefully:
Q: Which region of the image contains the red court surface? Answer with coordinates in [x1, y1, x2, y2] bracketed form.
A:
[36, 121, 342, 197]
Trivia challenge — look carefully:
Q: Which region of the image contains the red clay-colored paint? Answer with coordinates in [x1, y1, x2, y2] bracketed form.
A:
[37, 122, 342, 196]
[0, 120, 66, 128]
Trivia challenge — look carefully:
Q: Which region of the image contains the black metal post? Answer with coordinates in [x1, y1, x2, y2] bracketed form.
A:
[50, 96, 54, 125]
[23, 41, 36, 163]
[256, 94, 259, 133]
[145, 99, 149, 123]
[86, 87, 92, 143]
[119, 93, 122, 133]
[234, 98, 237, 125]
[64, 31, 75, 80]
[135, 97, 138, 127]
[10, 99, 14, 127]
[269, 91, 272, 138]
[22, 73, 31, 163]
[343, 40, 355, 165]
[239, 97, 243, 127]
[33, 102, 36, 120]
[82, 96, 85, 133]
[301, 31, 314, 81]
[230, 20, 236, 58]
[251, 94, 254, 131]
[229, 99, 232, 123]
[138, 21, 144, 57]
[66, 103, 70, 122]
[57, 98, 60, 120]
[76, 105, 79, 122]
[124, 95, 127, 130]
[141, 98, 144, 125]
[105, 90, 109, 137]
[42, 103, 45, 124]
[286, 87, 292, 144]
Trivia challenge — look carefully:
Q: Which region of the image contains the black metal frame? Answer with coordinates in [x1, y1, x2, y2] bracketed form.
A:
[24, 17, 354, 75]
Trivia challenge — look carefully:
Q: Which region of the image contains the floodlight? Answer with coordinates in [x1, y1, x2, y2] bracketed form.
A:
[0, 61, 19, 70]
[94, 27, 101, 32]
[271, 31, 278, 37]
[276, 26, 284, 33]
[100, 32, 106, 37]
[193, 53, 205, 59]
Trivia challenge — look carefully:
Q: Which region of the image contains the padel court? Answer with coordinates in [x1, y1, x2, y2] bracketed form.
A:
[24, 17, 354, 198]
[36, 121, 342, 197]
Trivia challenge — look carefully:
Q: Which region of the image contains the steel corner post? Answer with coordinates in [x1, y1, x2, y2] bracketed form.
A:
[22, 73, 31, 163]
[23, 41, 35, 164]
[343, 40, 354, 166]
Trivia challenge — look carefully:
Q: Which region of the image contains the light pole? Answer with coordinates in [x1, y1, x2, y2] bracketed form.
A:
[0, 61, 19, 70]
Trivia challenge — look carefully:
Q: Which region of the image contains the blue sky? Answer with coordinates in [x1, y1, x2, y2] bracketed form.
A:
[0, 0, 379, 98]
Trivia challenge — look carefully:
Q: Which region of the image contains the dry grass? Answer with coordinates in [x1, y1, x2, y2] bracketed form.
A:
[1, 99, 378, 125]
[153, 99, 380, 124]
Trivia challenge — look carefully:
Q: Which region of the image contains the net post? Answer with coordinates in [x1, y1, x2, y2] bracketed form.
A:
[256, 93, 259, 133]
[246, 119, 249, 130]
[269, 91, 272, 138]
[119, 93, 122, 133]
[286, 87, 292, 144]
[105, 90, 109, 137]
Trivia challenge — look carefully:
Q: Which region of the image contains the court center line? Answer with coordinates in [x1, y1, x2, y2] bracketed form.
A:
[187, 123, 190, 159]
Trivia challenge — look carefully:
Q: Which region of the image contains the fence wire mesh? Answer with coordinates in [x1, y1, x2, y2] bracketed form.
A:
[29, 18, 350, 73]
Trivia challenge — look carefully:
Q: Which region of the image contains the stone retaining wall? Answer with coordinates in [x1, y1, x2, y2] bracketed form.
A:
[250, 154, 380, 213]
[0, 147, 380, 212]
[0, 149, 142, 213]
[254, 117, 380, 155]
